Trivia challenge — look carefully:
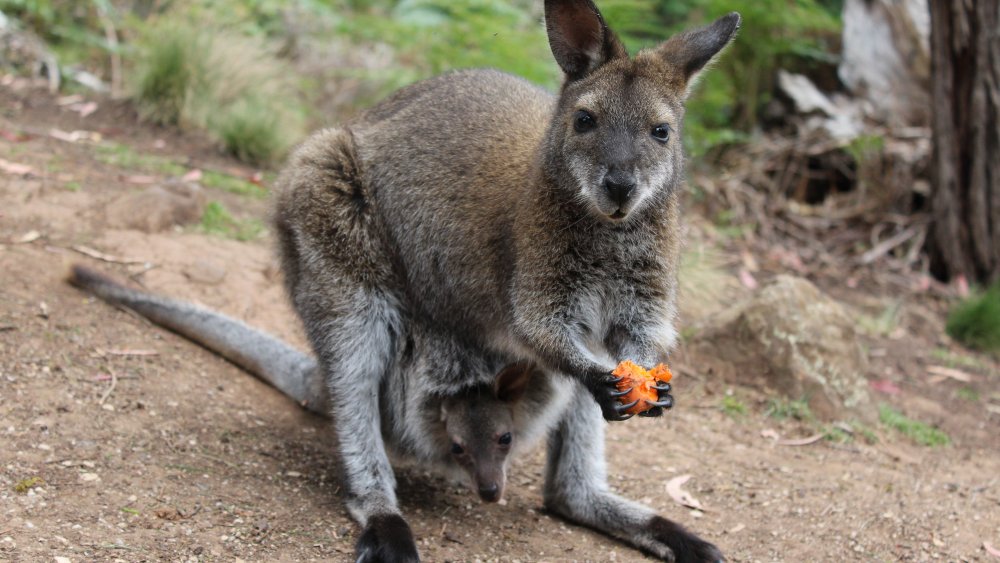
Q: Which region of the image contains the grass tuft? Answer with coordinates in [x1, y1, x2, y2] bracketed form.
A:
[720, 394, 747, 417]
[765, 398, 814, 421]
[946, 285, 1000, 353]
[878, 405, 949, 447]
[132, 20, 304, 165]
[200, 201, 264, 241]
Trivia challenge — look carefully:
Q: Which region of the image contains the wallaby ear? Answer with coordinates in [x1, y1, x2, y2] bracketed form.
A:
[656, 12, 741, 94]
[493, 361, 535, 403]
[545, 0, 628, 81]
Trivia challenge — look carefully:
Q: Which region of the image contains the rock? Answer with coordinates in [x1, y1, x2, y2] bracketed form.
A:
[690, 276, 870, 419]
[104, 180, 205, 233]
[183, 260, 226, 285]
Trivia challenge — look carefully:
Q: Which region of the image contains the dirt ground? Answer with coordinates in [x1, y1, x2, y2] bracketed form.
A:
[2, 81, 999, 563]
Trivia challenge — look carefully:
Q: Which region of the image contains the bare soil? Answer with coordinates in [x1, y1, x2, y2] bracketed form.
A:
[2, 82, 999, 562]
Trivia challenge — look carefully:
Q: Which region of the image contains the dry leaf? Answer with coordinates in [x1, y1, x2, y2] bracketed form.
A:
[182, 168, 203, 182]
[105, 348, 158, 357]
[778, 434, 823, 446]
[14, 230, 41, 244]
[70, 101, 99, 118]
[71, 245, 146, 265]
[665, 474, 704, 511]
[869, 380, 901, 395]
[0, 158, 34, 175]
[49, 129, 101, 143]
[760, 429, 780, 441]
[124, 174, 157, 184]
[738, 268, 758, 290]
[57, 94, 84, 106]
[927, 365, 974, 383]
[984, 541, 1000, 559]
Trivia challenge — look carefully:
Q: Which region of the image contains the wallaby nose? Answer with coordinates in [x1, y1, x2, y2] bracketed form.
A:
[478, 483, 501, 503]
[603, 173, 635, 207]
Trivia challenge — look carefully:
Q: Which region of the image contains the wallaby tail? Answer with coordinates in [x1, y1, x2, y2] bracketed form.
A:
[68, 264, 329, 415]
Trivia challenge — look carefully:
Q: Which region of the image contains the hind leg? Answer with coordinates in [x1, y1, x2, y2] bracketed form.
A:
[275, 128, 419, 562]
[543, 382, 724, 562]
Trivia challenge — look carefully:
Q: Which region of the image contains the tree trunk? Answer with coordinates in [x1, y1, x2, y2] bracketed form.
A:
[927, 0, 1000, 283]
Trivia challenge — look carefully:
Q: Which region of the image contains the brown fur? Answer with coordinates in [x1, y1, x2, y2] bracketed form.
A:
[271, 2, 740, 561]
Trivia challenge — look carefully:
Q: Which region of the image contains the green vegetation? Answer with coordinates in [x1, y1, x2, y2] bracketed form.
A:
[930, 347, 990, 372]
[95, 141, 266, 198]
[201, 170, 268, 199]
[946, 285, 1000, 354]
[955, 387, 979, 402]
[878, 405, 949, 447]
[132, 20, 304, 165]
[857, 301, 902, 337]
[95, 142, 185, 176]
[13, 476, 44, 493]
[4, 0, 844, 162]
[765, 397, 813, 421]
[720, 394, 747, 417]
[200, 201, 265, 241]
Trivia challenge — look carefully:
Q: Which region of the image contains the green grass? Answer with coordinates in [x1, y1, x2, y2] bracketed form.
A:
[201, 170, 268, 198]
[857, 301, 902, 337]
[200, 201, 264, 241]
[878, 405, 949, 447]
[95, 142, 267, 198]
[765, 398, 814, 421]
[13, 476, 44, 493]
[946, 285, 1000, 353]
[95, 142, 185, 176]
[720, 394, 747, 417]
[132, 19, 304, 165]
[955, 387, 979, 402]
[930, 347, 990, 372]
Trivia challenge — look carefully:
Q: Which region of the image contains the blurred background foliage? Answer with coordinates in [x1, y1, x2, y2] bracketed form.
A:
[0, 0, 844, 162]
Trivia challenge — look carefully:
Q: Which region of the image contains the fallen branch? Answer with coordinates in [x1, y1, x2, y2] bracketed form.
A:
[71, 245, 148, 265]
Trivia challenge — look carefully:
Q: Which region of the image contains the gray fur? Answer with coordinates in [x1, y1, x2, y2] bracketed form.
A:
[68, 265, 551, 505]
[271, 2, 739, 561]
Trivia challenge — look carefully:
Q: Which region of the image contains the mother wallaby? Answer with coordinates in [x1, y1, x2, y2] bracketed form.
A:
[273, 1, 740, 560]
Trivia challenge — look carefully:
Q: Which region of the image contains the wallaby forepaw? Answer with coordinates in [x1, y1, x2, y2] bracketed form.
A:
[355, 514, 420, 563]
[646, 515, 724, 563]
[589, 373, 635, 421]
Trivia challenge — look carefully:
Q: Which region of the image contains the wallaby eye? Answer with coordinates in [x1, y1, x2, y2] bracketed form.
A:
[498, 432, 512, 446]
[574, 110, 597, 133]
[450, 442, 465, 455]
[651, 124, 671, 142]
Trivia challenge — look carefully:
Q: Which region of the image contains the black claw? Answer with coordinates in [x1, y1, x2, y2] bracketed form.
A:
[605, 375, 625, 384]
[609, 387, 633, 398]
[637, 406, 663, 417]
[653, 382, 672, 392]
[615, 398, 639, 413]
[647, 396, 674, 409]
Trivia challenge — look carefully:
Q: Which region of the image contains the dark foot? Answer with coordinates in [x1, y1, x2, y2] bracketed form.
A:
[588, 373, 636, 421]
[646, 515, 724, 563]
[588, 374, 675, 421]
[355, 514, 420, 563]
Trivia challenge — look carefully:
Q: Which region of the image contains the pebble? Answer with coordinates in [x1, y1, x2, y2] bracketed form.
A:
[79, 473, 99, 482]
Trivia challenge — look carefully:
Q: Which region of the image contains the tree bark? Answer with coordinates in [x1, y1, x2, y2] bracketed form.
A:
[927, 0, 1000, 283]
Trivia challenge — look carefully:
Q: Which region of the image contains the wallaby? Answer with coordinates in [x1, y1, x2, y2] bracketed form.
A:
[67, 265, 562, 505]
[271, 0, 739, 561]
